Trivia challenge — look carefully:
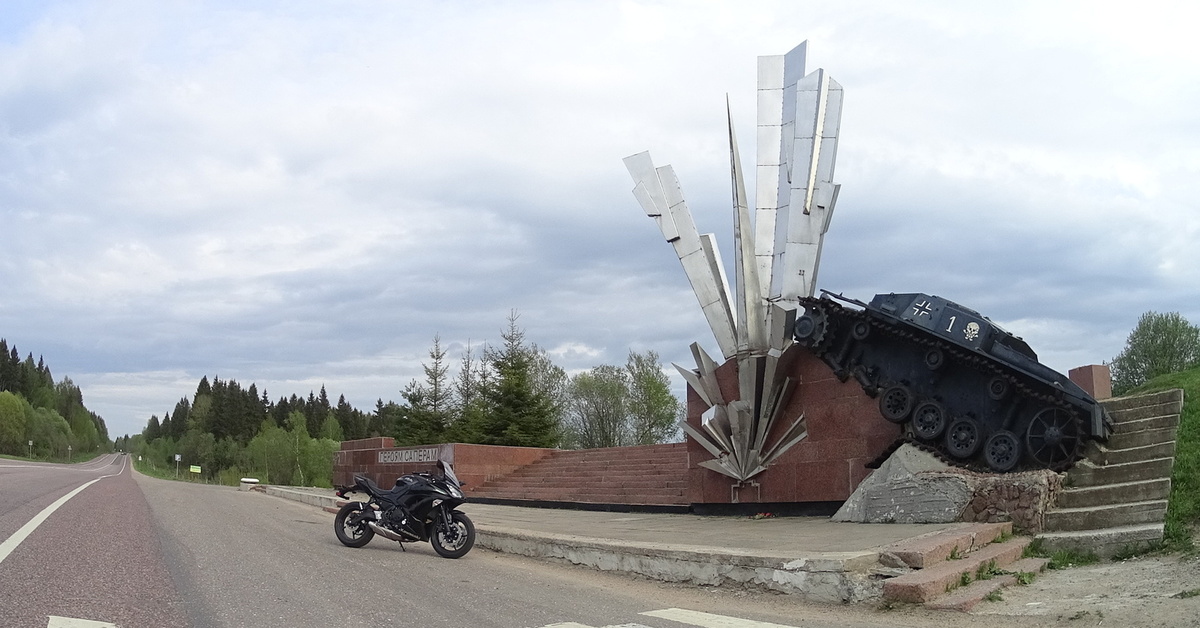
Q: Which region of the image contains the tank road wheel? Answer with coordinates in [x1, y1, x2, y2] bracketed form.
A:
[879, 385, 914, 423]
[793, 306, 828, 348]
[911, 401, 948, 441]
[944, 417, 983, 459]
[987, 377, 1011, 401]
[1025, 407, 1083, 471]
[851, 320, 871, 340]
[984, 430, 1021, 472]
[923, 348, 945, 371]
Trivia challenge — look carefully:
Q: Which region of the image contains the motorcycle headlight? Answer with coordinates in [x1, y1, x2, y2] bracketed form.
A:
[448, 485, 462, 499]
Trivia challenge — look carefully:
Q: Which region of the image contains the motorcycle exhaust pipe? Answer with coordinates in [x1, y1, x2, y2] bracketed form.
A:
[366, 522, 405, 542]
[367, 522, 421, 542]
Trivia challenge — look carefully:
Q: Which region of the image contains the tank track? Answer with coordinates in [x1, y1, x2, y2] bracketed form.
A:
[799, 297, 1085, 473]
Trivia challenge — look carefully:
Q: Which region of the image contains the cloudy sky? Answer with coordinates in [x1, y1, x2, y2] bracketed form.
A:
[2, 1, 1197, 440]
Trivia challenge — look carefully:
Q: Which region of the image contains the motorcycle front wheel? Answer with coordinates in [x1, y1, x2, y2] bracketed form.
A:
[334, 503, 375, 548]
[431, 511, 475, 559]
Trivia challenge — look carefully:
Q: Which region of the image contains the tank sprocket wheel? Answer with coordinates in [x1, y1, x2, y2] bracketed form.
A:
[793, 304, 830, 350]
[911, 400, 948, 441]
[983, 430, 1021, 472]
[944, 416, 983, 459]
[1025, 407, 1083, 471]
[878, 384, 914, 423]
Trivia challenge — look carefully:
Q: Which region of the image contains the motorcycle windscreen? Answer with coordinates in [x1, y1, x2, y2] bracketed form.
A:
[440, 460, 462, 488]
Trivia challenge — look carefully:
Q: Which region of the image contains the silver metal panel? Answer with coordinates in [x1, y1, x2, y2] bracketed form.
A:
[656, 165, 703, 252]
[623, 152, 670, 216]
[756, 125, 783, 167]
[673, 363, 712, 408]
[781, 41, 808, 92]
[757, 53, 786, 90]
[631, 181, 681, 242]
[756, 89, 784, 128]
[727, 111, 767, 354]
[625, 41, 841, 484]
[690, 342, 727, 407]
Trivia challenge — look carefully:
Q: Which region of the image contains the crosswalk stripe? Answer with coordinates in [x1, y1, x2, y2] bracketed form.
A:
[641, 608, 798, 628]
[47, 617, 119, 627]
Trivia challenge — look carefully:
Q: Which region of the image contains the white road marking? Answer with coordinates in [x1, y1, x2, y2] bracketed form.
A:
[47, 616, 119, 627]
[539, 624, 652, 628]
[534, 609, 801, 628]
[642, 608, 799, 627]
[0, 456, 127, 565]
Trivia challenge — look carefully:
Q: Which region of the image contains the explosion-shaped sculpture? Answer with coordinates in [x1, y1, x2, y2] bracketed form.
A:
[624, 42, 843, 482]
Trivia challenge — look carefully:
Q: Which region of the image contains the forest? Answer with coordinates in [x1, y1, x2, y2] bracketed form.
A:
[0, 339, 109, 459]
[130, 315, 683, 487]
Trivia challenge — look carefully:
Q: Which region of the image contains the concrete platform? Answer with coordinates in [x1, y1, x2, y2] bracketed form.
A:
[262, 485, 976, 603]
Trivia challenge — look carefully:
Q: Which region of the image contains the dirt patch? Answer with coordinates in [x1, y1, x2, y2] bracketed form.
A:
[973, 552, 1200, 626]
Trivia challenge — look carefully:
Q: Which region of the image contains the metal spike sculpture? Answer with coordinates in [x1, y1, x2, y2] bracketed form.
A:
[624, 42, 844, 482]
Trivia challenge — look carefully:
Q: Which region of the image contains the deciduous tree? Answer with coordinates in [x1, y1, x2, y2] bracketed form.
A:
[1110, 311, 1200, 395]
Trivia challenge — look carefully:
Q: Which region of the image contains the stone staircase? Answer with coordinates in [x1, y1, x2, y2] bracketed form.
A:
[466, 442, 690, 507]
[881, 522, 1049, 611]
[1036, 389, 1183, 557]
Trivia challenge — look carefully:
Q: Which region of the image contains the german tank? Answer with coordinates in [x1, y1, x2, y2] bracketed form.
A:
[793, 291, 1112, 472]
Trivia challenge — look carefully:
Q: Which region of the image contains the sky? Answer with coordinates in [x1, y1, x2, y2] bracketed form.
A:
[2, 0, 1197, 440]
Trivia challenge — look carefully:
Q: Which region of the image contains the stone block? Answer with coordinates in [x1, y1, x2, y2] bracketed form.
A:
[1069, 364, 1112, 400]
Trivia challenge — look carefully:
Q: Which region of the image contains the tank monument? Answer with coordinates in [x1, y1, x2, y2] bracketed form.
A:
[335, 42, 1180, 563]
[621, 41, 1177, 555]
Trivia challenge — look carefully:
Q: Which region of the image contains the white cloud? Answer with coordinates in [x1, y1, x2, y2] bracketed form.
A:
[2, 0, 1196, 439]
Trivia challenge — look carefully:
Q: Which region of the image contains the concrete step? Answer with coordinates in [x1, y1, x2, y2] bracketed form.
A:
[1104, 427, 1178, 450]
[1101, 389, 1183, 414]
[882, 537, 1031, 604]
[924, 557, 1048, 611]
[1042, 500, 1168, 533]
[1066, 457, 1175, 487]
[1055, 478, 1171, 509]
[881, 522, 1013, 569]
[1086, 441, 1176, 466]
[1035, 523, 1165, 559]
[1111, 412, 1180, 434]
[1108, 400, 1185, 424]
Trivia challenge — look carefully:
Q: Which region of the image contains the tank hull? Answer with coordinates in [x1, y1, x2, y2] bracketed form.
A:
[793, 292, 1112, 472]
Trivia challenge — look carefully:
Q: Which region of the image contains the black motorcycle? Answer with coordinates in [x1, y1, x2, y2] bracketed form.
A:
[333, 461, 475, 559]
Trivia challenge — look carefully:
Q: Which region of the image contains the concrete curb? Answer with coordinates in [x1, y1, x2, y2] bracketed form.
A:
[256, 484, 886, 603]
[474, 525, 883, 604]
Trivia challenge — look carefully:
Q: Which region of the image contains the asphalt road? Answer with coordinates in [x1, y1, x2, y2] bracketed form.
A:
[0, 455, 188, 627]
[2, 457, 1058, 628]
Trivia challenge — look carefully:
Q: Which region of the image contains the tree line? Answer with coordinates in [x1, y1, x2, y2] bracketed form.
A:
[0, 339, 109, 458]
[132, 313, 682, 487]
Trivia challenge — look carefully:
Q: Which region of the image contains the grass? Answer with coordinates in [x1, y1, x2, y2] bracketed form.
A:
[1014, 571, 1037, 585]
[1127, 368, 1200, 553]
[948, 546, 962, 560]
[0, 451, 106, 464]
[1025, 539, 1100, 569]
[1172, 588, 1200, 599]
[1111, 540, 1166, 561]
[975, 559, 1001, 581]
[984, 590, 1003, 602]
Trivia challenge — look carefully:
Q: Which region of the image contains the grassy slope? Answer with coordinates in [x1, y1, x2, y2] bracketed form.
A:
[1128, 367, 1200, 551]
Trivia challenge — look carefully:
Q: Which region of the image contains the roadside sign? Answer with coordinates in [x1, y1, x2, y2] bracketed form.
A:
[175, 454, 182, 461]
[189, 465, 201, 474]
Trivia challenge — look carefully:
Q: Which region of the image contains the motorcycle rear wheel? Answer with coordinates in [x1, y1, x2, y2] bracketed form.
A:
[431, 511, 475, 559]
[334, 503, 375, 548]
